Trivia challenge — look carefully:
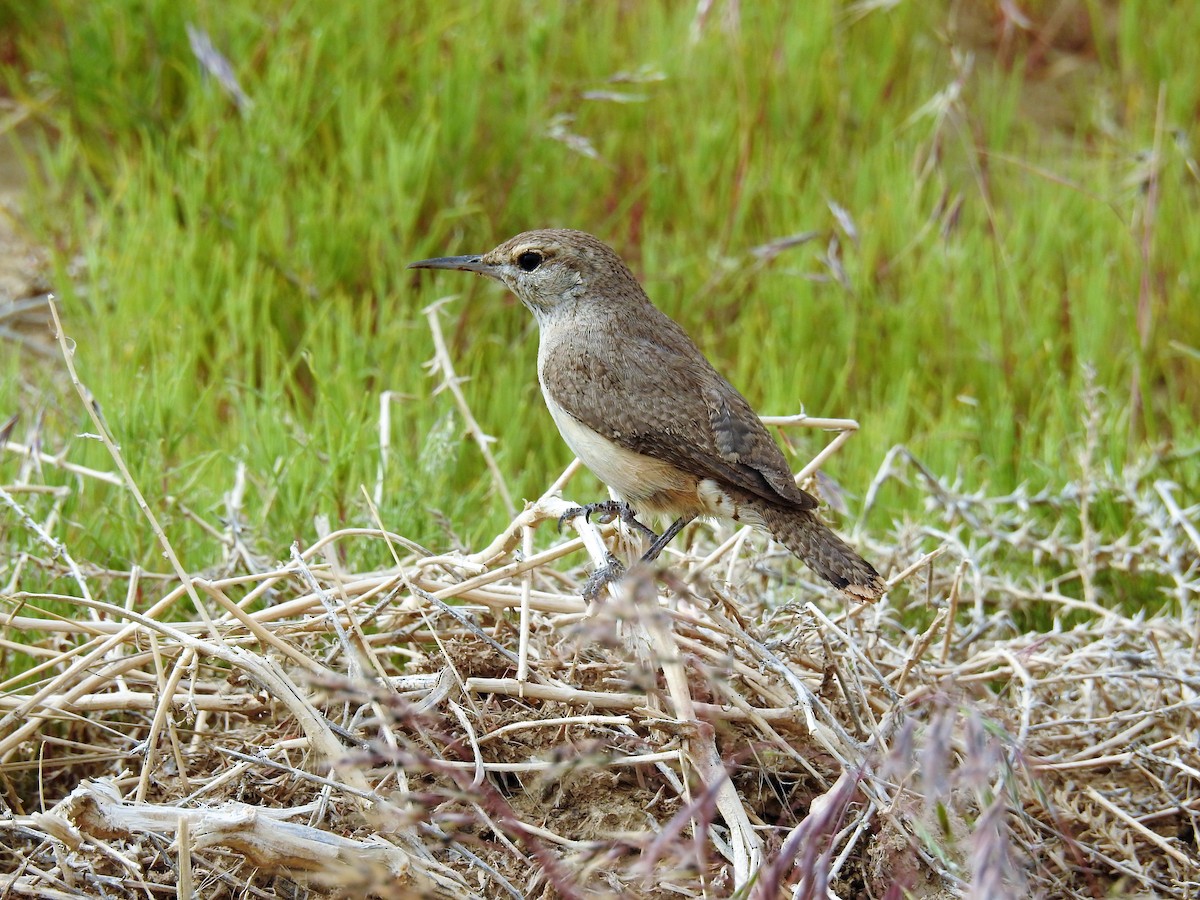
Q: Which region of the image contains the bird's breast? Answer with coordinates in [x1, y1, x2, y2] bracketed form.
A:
[537, 377, 699, 516]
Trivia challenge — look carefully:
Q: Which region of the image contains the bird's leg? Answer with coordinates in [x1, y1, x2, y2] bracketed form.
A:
[559, 503, 693, 600]
[640, 515, 694, 564]
[581, 553, 625, 602]
[583, 516, 692, 601]
[557, 500, 661, 602]
[557, 499, 658, 542]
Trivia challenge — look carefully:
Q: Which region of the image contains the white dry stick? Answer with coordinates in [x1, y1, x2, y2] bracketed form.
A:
[462, 677, 797, 721]
[178, 813, 194, 900]
[626, 576, 763, 887]
[465, 678, 652, 711]
[891, 608, 948, 696]
[0, 691, 266, 715]
[375, 390, 400, 506]
[1154, 479, 1200, 638]
[478, 715, 633, 743]
[291, 543, 362, 681]
[1085, 786, 1194, 868]
[1, 440, 123, 486]
[858, 444, 908, 530]
[0, 484, 95, 611]
[940, 559, 967, 664]
[517, 523, 534, 682]
[805, 603, 898, 710]
[426, 751, 682, 773]
[689, 525, 754, 578]
[997, 649, 1035, 747]
[0, 572, 255, 761]
[136, 642, 196, 803]
[448, 699, 485, 788]
[723, 526, 753, 584]
[0, 624, 179, 759]
[463, 470, 585, 567]
[7, 591, 383, 817]
[46, 780, 411, 879]
[764, 415, 860, 486]
[223, 460, 261, 575]
[423, 298, 516, 518]
[1154, 480, 1200, 557]
[828, 799, 877, 885]
[545, 457, 586, 496]
[194, 580, 336, 675]
[885, 546, 947, 590]
[48, 300, 220, 637]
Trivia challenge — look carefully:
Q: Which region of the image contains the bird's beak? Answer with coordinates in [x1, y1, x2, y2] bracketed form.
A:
[406, 254, 500, 279]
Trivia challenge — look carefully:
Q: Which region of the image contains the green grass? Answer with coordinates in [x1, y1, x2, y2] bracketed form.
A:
[1, 0, 1197, 583]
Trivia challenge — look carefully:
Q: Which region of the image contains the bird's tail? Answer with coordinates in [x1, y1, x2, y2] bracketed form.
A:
[755, 504, 885, 602]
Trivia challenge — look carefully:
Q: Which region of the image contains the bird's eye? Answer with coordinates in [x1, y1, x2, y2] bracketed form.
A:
[516, 250, 544, 272]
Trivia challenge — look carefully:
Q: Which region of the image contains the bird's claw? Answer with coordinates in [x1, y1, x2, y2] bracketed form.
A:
[582, 553, 626, 602]
[559, 500, 660, 541]
[557, 501, 628, 532]
[558, 502, 662, 602]
[585, 499, 630, 525]
[557, 506, 586, 533]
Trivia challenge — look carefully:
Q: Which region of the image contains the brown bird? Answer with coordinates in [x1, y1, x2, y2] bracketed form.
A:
[409, 229, 885, 601]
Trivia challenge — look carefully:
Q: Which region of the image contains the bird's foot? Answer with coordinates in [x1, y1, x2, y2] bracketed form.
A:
[558, 500, 659, 542]
[582, 553, 626, 602]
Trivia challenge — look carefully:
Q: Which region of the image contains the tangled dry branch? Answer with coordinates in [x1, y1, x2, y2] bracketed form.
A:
[0, 312, 1197, 898]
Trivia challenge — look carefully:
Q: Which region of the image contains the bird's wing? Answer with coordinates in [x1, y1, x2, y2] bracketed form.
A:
[542, 326, 818, 511]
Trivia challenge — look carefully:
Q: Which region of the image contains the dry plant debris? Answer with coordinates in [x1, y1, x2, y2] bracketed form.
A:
[0, 311, 1198, 899]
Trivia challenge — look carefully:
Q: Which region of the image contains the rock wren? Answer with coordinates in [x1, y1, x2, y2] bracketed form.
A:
[409, 229, 885, 601]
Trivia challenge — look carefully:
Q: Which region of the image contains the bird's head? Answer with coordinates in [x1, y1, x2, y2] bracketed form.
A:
[408, 229, 643, 324]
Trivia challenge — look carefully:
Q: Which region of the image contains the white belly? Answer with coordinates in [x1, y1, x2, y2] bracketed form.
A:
[540, 387, 692, 507]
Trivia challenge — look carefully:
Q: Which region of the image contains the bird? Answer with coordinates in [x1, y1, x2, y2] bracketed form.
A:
[408, 229, 885, 602]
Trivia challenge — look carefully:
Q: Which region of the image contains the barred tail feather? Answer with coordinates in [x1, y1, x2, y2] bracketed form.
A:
[755, 504, 885, 601]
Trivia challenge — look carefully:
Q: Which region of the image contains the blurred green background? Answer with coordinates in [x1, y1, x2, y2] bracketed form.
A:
[1, 0, 1197, 577]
